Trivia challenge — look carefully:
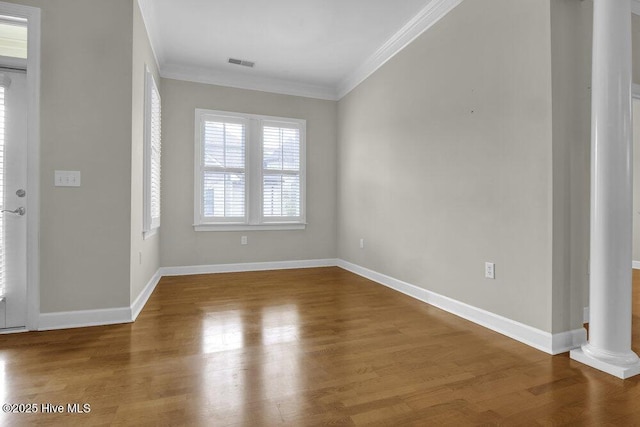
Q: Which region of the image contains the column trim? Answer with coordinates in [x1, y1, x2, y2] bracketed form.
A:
[570, 0, 640, 379]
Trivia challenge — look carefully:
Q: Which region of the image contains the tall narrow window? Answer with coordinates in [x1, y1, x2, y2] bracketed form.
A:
[0, 83, 5, 297]
[143, 66, 161, 238]
[194, 109, 305, 231]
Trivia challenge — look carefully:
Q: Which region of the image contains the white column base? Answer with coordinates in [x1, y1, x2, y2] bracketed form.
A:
[570, 347, 640, 379]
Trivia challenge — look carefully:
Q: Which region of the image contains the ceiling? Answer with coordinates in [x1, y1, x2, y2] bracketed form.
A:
[138, 0, 456, 100]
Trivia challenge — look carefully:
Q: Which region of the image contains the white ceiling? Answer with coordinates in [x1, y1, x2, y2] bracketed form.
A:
[138, 0, 459, 100]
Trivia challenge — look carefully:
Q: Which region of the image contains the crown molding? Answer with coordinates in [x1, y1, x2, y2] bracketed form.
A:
[160, 63, 339, 101]
[337, 0, 463, 99]
[136, 0, 165, 69]
[138, 0, 463, 101]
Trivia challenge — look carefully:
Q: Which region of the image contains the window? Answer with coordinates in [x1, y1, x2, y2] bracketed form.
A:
[0, 78, 6, 297]
[143, 66, 161, 238]
[194, 109, 306, 231]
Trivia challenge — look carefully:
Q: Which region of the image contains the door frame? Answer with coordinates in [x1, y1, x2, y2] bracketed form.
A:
[0, 2, 40, 331]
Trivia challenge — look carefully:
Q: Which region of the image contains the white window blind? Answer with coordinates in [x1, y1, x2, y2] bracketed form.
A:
[194, 109, 305, 231]
[143, 66, 161, 237]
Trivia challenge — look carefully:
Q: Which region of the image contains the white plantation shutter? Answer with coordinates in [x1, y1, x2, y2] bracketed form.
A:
[262, 122, 302, 219]
[149, 78, 161, 226]
[200, 116, 247, 221]
[143, 67, 161, 236]
[0, 82, 5, 296]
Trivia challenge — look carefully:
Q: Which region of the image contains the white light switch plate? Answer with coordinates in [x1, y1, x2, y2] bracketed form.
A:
[54, 170, 81, 187]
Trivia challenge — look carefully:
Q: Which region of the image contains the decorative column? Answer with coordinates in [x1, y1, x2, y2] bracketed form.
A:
[570, 0, 640, 379]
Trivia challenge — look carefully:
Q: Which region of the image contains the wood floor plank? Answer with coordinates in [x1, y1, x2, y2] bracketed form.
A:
[0, 266, 639, 425]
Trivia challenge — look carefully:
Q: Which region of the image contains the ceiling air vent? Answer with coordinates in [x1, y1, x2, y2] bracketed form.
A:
[228, 58, 255, 68]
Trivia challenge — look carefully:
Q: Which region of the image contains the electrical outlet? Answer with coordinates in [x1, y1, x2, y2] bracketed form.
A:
[485, 262, 495, 279]
[359, 238, 364, 249]
[241, 236, 248, 245]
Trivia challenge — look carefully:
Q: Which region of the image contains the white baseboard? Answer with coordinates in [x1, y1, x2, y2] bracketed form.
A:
[131, 270, 162, 321]
[34, 260, 336, 331]
[38, 267, 164, 331]
[0, 327, 27, 335]
[552, 328, 588, 354]
[160, 258, 338, 276]
[336, 259, 585, 355]
[33, 258, 588, 356]
[38, 307, 132, 331]
[633, 260, 640, 270]
[38, 269, 163, 330]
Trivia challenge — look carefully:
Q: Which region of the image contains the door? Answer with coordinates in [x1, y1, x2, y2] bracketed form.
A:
[0, 70, 27, 329]
[633, 98, 640, 268]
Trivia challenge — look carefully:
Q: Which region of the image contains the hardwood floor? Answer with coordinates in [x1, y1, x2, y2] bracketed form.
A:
[1, 267, 640, 426]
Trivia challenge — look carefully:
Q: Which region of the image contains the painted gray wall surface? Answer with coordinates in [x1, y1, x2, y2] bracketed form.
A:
[550, 0, 592, 332]
[633, 15, 640, 263]
[633, 14, 640, 87]
[338, 0, 554, 331]
[130, 1, 160, 304]
[160, 79, 337, 267]
[4, 0, 134, 312]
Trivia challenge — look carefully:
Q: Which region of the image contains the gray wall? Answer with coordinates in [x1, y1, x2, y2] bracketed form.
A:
[337, 0, 555, 331]
[4, 0, 134, 312]
[549, 0, 592, 332]
[130, 1, 160, 304]
[160, 79, 337, 267]
[5, 0, 161, 313]
[633, 14, 640, 88]
[632, 14, 640, 263]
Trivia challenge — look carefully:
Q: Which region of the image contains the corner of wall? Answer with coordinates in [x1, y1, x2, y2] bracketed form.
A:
[130, 0, 161, 306]
[549, 0, 592, 333]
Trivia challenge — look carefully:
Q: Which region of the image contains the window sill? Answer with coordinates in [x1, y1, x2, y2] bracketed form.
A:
[143, 228, 158, 240]
[194, 223, 306, 232]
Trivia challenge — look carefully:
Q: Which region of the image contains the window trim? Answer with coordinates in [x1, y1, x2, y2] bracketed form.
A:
[194, 108, 306, 231]
[143, 66, 161, 239]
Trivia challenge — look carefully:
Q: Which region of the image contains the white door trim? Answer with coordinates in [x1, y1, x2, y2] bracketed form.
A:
[0, 2, 41, 331]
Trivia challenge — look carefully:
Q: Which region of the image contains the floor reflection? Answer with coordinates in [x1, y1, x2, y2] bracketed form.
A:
[201, 310, 244, 354]
[260, 304, 302, 422]
[197, 303, 304, 423]
[199, 310, 247, 424]
[261, 304, 299, 346]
